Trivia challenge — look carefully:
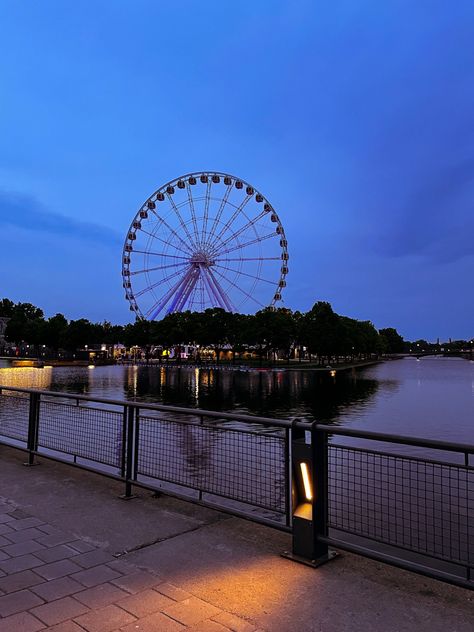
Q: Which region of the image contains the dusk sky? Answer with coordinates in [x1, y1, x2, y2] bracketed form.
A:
[1, 1, 473, 341]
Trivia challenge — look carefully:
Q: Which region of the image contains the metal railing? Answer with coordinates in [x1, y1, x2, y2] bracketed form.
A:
[0, 385, 472, 589]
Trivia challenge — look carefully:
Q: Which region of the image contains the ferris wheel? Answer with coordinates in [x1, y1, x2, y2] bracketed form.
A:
[122, 171, 289, 320]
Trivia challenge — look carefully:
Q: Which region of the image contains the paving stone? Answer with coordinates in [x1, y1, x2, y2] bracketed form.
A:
[155, 582, 193, 602]
[31, 596, 89, 626]
[0, 550, 10, 562]
[72, 564, 121, 588]
[162, 597, 221, 627]
[37, 524, 63, 536]
[9, 517, 45, 531]
[68, 540, 97, 553]
[0, 523, 14, 536]
[5, 526, 45, 543]
[35, 545, 78, 564]
[105, 559, 137, 575]
[0, 534, 12, 547]
[47, 622, 86, 632]
[0, 514, 15, 524]
[111, 570, 162, 594]
[0, 569, 45, 594]
[212, 612, 256, 632]
[72, 549, 115, 569]
[37, 532, 75, 547]
[0, 588, 44, 617]
[7, 509, 31, 520]
[0, 611, 45, 632]
[35, 559, 83, 580]
[74, 604, 136, 632]
[116, 588, 174, 617]
[31, 576, 86, 602]
[0, 553, 43, 574]
[189, 621, 230, 632]
[2, 538, 45, 557]
[74, 582, 130, 609]
[120, 611, 185, 632]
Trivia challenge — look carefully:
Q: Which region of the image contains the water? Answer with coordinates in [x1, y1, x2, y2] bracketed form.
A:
[0, 356, 473, 443]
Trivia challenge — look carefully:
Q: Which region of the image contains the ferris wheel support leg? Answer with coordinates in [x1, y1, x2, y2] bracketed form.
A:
[201, 268, 226, 310]
[207, 268, 235, 312]
[148, 269, 191, 320]
[169, 268, 199, 313]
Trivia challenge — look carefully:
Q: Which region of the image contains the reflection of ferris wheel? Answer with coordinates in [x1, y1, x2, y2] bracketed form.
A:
[122, 171, 289, 320]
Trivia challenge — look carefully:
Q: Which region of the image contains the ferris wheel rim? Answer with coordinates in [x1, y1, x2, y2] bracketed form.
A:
[122, 171, 289, 319]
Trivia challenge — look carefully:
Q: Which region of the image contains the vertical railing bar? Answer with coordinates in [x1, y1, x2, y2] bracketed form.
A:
[122, 406, 135, 498]
[133, 408, 140, 481]
[121, 405, 128, 478]
[285, 426, 291, 527]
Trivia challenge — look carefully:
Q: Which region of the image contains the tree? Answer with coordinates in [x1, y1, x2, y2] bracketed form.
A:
[379, 328, 404, 354]
[300, 302, 341, 363]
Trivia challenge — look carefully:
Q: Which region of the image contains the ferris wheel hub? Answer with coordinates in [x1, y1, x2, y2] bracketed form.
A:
[189, 250, 215, 268]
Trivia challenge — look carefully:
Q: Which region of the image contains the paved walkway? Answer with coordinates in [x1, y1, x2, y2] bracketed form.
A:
[0, 445, 472, 631]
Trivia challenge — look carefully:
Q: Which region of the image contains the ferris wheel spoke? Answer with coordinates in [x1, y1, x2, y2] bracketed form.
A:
[166, 192, 199, 250]
[212, 268, 265, 308]
[130, 261, 188, 276]
[186, 182, 201, 247]
[210, 209, 267, 255]
[138, 228, 193, 256]
[204, 182, 233, 249]
[201, 180, 212, 247]
[214, 256, 280, 262]
[213, 263, 276, 285]
[214, 231, 276, 257]
[135, 266, 191, 298]
[210, 193, 253, 248]
[133, 250, 190, 260]
[149, 210, 194, 254]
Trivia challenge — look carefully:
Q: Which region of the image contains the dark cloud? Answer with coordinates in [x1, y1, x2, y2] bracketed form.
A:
[0, 190, 122, 247]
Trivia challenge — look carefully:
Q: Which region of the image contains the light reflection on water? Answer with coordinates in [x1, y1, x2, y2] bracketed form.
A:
[0, 357, 473, 443]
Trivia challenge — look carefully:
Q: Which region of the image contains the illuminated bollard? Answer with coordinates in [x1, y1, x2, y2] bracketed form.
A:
[282, 421, 337, 567]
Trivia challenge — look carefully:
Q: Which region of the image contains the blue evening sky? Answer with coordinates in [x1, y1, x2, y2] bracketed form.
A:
[1, 1, 473, 340]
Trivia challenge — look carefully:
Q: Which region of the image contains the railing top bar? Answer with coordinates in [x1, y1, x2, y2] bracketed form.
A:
[0, 385, 294, 428]
[1, 384, 473, 452]
[315, 424, 474, 454]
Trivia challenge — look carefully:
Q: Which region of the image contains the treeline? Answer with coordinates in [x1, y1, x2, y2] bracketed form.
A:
[0, 297, 406, 361]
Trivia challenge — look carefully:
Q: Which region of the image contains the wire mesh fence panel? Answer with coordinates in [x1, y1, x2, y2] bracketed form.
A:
[38, 400, 123, 468]
[328, 446, 473, 568]
[137, 415, 287, 514]
[0, 391, 30, 443]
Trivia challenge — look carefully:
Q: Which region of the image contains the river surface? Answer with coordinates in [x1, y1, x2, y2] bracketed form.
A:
[0, 356, 472, 443]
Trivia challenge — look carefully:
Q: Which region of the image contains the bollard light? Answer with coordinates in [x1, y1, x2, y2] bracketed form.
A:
[282, 424, 337, 568]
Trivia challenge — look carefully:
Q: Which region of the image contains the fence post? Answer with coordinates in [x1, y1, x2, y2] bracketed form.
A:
[24, 392, 40, 466]
[282, 420, 337, 567]
[120, 405, 137, 499]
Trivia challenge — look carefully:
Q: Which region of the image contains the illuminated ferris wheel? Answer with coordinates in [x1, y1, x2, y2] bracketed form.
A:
[122, 171, 289, 319]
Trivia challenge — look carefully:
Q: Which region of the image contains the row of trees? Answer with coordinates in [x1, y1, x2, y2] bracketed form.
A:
[0, 297, 406, 361]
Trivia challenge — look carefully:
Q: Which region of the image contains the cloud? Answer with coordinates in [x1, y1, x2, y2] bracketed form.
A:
[0, 190, 122, 247]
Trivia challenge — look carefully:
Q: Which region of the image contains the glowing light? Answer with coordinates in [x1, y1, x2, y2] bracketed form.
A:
[300, 462, 313, 501]
[330, 370, 336, 377]
[88, 365, 95, 369]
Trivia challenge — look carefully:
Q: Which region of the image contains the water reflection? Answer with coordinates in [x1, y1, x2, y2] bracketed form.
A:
[122, 366, 380, 425]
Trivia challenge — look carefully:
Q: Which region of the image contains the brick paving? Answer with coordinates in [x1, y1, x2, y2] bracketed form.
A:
[0, 498, 257, 631]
